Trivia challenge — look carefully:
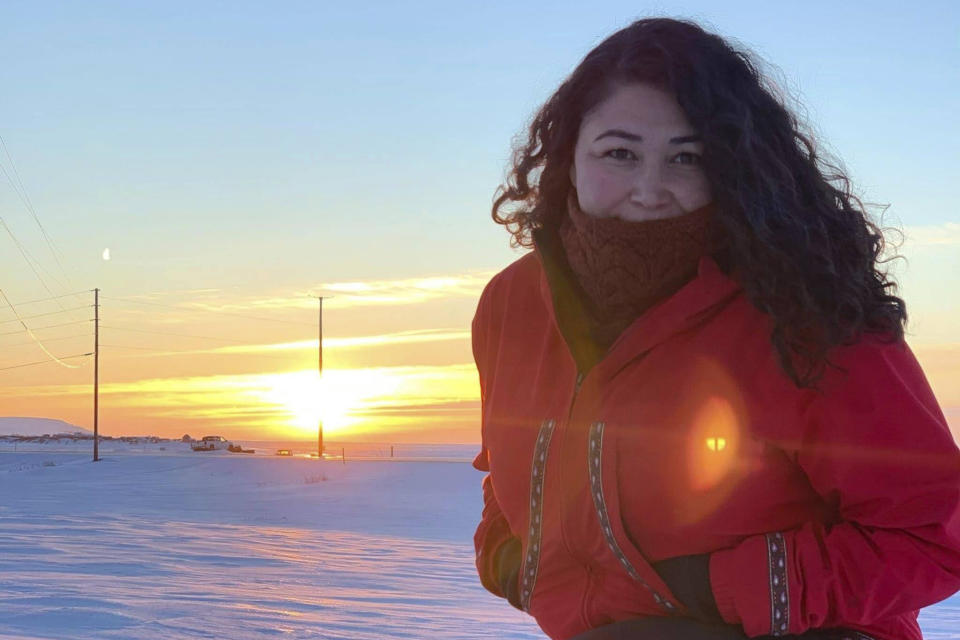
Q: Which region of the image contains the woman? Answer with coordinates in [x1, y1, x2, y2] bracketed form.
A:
[471, 17, 960, 640]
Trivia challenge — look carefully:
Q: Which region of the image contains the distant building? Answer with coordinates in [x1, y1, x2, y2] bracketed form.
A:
[191, 435, 232, 451]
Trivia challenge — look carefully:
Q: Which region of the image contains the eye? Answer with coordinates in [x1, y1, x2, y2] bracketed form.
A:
[603, 148, 637, 162]
[671, 151, 702, 166]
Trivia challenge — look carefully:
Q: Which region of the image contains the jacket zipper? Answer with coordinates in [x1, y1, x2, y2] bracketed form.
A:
[557, 369, 590, 580]
[558, 369, 586, 558]
[567, 368, 597, 629]
[567, 371, 585, 424]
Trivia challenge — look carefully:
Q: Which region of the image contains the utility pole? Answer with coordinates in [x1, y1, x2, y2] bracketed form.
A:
[317, 296, 323, 459]
[93, 287, 100, 462]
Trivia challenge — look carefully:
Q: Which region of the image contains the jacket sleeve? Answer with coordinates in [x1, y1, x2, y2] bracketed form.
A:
[471, 282, 521, 603]
[474, 449, 522, 603]
[708, 338, 960, 637]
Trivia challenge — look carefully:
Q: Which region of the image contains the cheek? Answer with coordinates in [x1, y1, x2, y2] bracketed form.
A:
[576, 163, 633, 213]
[671, 173, 712, 209]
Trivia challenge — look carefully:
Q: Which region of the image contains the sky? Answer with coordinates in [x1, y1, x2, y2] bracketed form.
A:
[0, 0, 958, 443]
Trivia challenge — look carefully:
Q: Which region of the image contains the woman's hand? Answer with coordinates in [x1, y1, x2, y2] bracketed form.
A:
[652, 553, 721, 623]
[494, 536, 523, 610]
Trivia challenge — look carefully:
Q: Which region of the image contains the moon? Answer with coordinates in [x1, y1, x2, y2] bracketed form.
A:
[102, 248, 111, 261]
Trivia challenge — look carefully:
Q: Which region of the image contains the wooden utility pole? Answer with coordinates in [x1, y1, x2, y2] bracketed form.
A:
[317, 296, 324, 458]
[93, 287, 100, 462]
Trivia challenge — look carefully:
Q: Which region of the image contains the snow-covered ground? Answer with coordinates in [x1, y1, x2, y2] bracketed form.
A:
[1, 444, 958, 639]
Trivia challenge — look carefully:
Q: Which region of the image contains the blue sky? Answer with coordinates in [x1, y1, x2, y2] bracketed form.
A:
[2, 2, 956, 284]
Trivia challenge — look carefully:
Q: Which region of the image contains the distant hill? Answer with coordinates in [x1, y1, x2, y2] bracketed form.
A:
[0, 417, 92, 436]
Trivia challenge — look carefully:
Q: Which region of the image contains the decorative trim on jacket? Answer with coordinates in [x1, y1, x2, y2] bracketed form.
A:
[766, 532, 789, 635]
[520, 419, 556, 612]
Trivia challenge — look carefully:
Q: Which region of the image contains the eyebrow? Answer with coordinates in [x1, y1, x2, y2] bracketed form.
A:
[594, 129, 702, 144]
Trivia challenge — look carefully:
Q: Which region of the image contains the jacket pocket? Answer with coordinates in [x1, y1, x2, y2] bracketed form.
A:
[587, 421, 678, 614]
[519, 418, 555, 612]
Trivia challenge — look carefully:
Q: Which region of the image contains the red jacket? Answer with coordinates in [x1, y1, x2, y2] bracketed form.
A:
[472, 246, 960, 640]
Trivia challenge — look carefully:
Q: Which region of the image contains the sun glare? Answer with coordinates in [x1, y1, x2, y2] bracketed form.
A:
[255, 369, 403, 437]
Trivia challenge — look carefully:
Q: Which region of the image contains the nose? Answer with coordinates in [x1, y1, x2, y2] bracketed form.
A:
[629, 162, 671, 210]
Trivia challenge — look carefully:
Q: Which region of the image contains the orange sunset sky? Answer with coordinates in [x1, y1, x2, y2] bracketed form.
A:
[1, 275, 497, 442]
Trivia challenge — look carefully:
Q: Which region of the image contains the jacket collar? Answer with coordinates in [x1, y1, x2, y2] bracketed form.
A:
[533, 225, 743, 377]
[533, 225, 607, 373]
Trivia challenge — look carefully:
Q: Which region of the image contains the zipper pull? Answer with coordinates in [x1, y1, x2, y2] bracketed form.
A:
[575, 372, 585, 393]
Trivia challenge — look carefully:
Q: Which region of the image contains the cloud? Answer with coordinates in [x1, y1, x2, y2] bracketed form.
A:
[214, 329, 471, 354]
[284, 272, 495, 310]
[186, 272, 494, 312]
[101, 271, 495, 322]
[902, 222, 960, 247]
[95, 328, 471, 359]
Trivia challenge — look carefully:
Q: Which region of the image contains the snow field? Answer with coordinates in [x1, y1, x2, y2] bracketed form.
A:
[0, 451, 541, 639]
[1, 449, 958, 638]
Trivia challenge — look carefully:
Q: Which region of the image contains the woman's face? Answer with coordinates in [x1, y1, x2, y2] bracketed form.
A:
[570, 83, 712, 222]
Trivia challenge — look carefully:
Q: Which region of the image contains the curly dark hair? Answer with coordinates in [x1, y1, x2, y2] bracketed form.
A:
[491, 17, 906, 388]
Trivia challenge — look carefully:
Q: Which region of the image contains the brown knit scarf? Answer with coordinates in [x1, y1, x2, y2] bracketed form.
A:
[558, 193, 716, 348]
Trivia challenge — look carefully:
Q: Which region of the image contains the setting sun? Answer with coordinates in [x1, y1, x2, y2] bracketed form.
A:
[254, 369, 403, 437]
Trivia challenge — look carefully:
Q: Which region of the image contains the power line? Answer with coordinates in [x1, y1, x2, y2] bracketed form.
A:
[0, 217, 71, 296]
[100, 343, 205, 353]
[4, 290, 91, 307]
[0, 319, 91, 337]
[0, 136, 84, 335]
[0, 305, 90, 326]
[0, 208, 84, 329]
[0, 133, 37, 220]
[1, 333, 92, 348]
[0, 133, 74, 288]
[0, 288, 87, 368]
[101, 295, 315, 327]
[0, 352, 92, 372]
